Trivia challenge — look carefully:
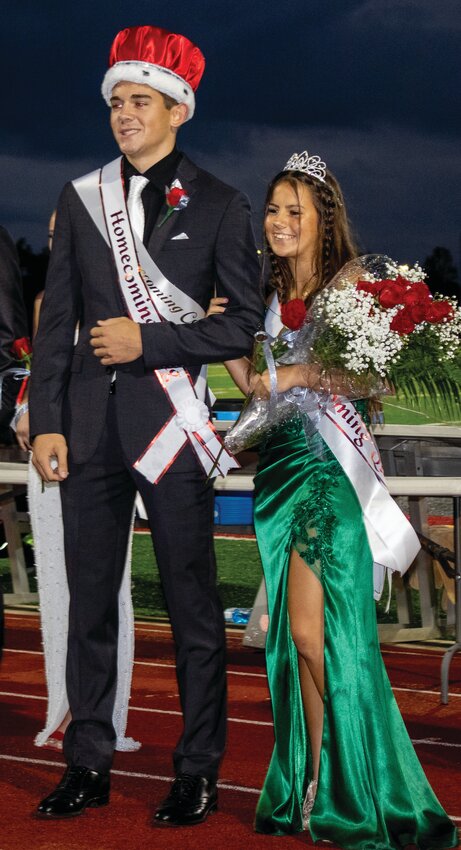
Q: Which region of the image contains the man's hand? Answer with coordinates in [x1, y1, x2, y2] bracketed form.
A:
[32, 434, 69, 482]
[206, 296, 228, 317]
[90, 318, 142, 365]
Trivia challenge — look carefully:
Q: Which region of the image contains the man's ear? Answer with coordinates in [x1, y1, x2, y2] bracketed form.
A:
[170, 102, 189, 130]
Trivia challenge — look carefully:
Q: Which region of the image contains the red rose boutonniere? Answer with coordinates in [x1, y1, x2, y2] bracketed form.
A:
[157, 179, 190, 228]
[281, 298, 307, 330]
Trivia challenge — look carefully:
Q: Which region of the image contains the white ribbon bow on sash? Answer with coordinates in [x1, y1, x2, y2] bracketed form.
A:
[265, 293, 420, 600]
[73, 157, 238, 483]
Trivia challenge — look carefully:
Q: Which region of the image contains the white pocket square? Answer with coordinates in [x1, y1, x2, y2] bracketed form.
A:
[171, 232, 189, 240]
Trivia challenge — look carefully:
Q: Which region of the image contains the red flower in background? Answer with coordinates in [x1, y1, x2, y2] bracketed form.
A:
[11, 337, 32, 405]
[281, 298, 307, 330]
[11, 337, 32, 359]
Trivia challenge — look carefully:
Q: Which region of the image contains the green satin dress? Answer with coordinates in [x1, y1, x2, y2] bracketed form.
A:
[253, 414, 457, 850]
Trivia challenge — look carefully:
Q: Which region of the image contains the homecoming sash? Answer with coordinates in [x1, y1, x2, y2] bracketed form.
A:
[266, 294, 420, 599]
[73, 157, 238, 483]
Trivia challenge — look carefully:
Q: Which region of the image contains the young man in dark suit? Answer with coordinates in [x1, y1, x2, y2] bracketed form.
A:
[30, 25, 262, 825]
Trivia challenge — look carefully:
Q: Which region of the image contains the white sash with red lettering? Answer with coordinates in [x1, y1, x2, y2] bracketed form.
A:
[266, 294, 420, 599]
[73, 157, 238, 483]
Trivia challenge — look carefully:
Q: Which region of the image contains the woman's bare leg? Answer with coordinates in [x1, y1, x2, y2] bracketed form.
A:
[287, 547, 324, 781]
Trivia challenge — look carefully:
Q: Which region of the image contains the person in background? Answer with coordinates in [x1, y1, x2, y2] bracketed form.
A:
[0, 225, 28, 656]
[0, 226, 28, 444]
[13, 210, 140, 753]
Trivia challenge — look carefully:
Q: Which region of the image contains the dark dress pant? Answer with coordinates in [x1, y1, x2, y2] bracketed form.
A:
[60, 395, 227, 778]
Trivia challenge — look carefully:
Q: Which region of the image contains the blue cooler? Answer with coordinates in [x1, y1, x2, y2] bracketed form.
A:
[214, 490, 254, 525]
[212, 399, 243, 422]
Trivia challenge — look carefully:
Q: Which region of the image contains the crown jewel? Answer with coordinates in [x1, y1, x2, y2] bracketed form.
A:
[283, 151, 326, 182]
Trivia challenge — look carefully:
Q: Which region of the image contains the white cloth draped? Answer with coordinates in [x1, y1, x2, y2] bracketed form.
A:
[28, 459, 140, 751]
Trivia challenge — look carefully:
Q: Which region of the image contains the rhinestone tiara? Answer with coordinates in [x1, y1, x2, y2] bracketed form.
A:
[283, 151, 326, 182]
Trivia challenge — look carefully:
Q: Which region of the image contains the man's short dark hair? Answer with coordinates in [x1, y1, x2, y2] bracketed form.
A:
[161, 92, 179, 110]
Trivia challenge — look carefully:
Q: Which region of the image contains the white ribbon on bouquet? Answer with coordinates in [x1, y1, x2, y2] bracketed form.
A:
[73, 157, 238, 483]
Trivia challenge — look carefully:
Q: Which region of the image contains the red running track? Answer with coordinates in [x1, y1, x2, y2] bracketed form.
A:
[0, 611, 460, 850]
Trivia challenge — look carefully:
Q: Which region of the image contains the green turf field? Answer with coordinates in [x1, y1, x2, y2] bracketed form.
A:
[0, 534, 440, 630]
[382, 398, 461, 426]
[208, 363, 244, 399]
[208, 363, 461, 424]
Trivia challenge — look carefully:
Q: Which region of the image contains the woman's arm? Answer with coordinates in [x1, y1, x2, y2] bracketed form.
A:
[257, 363, 367, 397]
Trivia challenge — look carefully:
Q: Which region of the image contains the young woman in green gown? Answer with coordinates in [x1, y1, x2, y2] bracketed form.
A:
[211, 153, 458, 849]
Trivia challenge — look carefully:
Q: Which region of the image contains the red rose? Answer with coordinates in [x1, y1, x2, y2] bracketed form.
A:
[11, 336, 32, 358]
[426, 301, 455, 323]
[390, 308, 415, 335]
[356, 280, 380, 295]
[378, 280, 408, 308]
[407, 302, 430, 324]
[281, 298, 307, 330]
[356, 278, 396, 296]
[166, 187, 187, 208]
[402, 281, 431, 307]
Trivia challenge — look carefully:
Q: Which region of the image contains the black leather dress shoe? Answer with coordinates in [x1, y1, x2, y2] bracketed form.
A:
[36, 765, 110, 818]
[154, 773, 218, 826]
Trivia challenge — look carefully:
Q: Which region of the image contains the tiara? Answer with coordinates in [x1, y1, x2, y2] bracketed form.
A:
[283, 151, 326, 182]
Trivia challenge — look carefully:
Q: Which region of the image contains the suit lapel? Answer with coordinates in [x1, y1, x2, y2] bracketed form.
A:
[147, 155, 198, 258]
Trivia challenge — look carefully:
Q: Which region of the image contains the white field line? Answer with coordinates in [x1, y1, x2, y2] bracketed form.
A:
[1, 752, 460, 820]
[4, 648, 460, 699]
[0, 754, 261, 795]
[2, 690, 461, 739]
[7, 613, 453, 655]
[0, 690, 271, 726]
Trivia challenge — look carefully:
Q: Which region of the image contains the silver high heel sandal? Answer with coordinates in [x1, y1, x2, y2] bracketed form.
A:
[302, 779, 318, 830]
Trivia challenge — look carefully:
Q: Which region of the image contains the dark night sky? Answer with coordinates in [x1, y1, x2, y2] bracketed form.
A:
[1, 0, 460, 270]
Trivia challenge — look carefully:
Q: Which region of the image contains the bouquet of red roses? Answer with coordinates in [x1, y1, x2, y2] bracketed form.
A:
[307, 255, 461, 404]
[225, 255, 461, 455]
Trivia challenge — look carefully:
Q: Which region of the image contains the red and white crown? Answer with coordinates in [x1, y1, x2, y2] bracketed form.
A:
[101, 25, 205, 121]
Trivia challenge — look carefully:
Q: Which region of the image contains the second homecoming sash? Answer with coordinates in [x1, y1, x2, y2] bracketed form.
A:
[73, 157, 238, 483]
